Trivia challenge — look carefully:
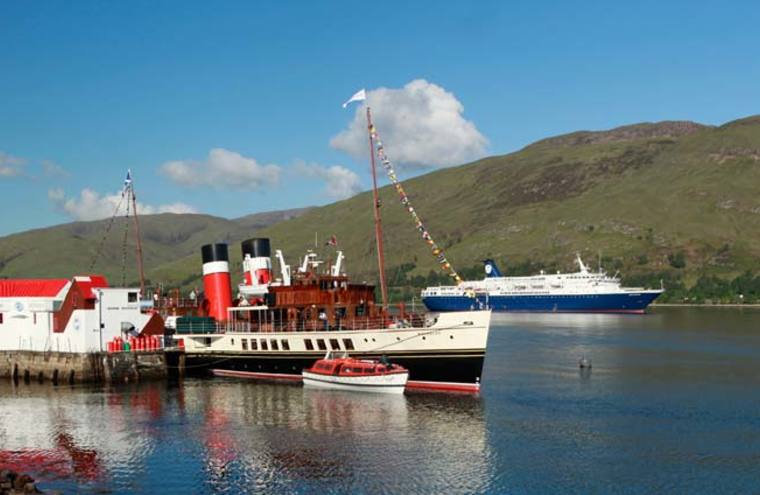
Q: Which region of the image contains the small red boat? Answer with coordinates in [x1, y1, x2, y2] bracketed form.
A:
[302, 352, 409, 394]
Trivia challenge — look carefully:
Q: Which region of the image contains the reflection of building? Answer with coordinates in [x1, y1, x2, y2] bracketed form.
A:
[0, 276, 162, 353]
[0, 382, 167, 485]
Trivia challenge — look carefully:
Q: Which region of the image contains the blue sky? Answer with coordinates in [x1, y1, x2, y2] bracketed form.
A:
[1, 0, 759, 235]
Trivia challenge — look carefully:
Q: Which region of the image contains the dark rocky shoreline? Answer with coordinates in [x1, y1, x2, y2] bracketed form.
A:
[0, 470, 47, 494]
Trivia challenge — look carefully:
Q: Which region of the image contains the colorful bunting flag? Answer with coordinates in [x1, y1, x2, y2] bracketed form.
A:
[371, 125, 462, 285]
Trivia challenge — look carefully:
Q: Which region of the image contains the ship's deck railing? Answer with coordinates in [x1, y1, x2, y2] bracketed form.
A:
[155, 297, 200, 310]
[223, 314, 427, 334]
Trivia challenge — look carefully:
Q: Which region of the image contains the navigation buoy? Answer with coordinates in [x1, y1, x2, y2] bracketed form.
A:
[579, 356, 592, 369]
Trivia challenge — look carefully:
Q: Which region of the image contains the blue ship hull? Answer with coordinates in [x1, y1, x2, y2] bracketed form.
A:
[423, 291, 662, 314]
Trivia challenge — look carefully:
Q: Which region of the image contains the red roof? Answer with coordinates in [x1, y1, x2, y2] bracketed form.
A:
[0, 279, 70, 298]
[72, 275, 109, 299]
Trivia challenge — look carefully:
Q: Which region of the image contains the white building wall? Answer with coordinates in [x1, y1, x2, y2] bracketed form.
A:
[0, 287, 156, 353]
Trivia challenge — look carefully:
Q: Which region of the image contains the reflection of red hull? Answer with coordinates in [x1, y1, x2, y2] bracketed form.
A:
[0, 444, 100, 481]
[0, 449, 72, 478]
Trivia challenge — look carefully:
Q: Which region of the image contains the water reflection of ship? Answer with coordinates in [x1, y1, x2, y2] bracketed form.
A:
[187, 380, 490, 492]
[491, 310, 664, 331]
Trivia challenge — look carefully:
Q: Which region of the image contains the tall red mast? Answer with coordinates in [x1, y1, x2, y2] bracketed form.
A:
[366, 107, 389, 309]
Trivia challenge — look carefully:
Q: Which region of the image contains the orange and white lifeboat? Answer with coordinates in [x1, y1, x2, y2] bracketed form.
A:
[302, 351, 409, 394]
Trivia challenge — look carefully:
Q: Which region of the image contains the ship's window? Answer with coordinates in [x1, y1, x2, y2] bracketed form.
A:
[329, 339, 340, 350]
[317, 339, 327, 351]
[241, 339, 248, 350]
[281, 339, 290, 351]
[305, 339, 314, 350]
[342, 339, 354, 350]
[250, 339, 258, 350]
[0, 313, 3, 324]
[261, 339, 268, 350]
[270, 339, 279, 350]
[128, 292, 138, 303]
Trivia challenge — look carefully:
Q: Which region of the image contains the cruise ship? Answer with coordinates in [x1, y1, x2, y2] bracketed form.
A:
[421, 255, 663, 314]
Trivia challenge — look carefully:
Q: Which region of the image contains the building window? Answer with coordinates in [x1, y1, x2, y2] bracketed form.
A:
[329, 339, 340, 350]
[270, 339, 279, 351]
[242, 339, 248, 350]
[281, 339, 290, 351]
[317, 339, 327, 351]
[261, 339, 268, 350]
[342, 339, 354, 350]
[230, 338, 235, 345]
[304, 339, 314, 351]
[128, 292, 138, 303]
[250, 339, 258, 350]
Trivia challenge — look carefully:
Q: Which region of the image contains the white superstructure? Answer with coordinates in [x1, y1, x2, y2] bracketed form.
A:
[439, 255, 643, 296]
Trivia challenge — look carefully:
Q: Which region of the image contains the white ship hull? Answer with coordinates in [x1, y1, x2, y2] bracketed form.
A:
[177, 310, 491, 393]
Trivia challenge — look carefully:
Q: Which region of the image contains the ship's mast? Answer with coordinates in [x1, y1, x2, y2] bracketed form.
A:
[125, 172, 146, 295]
[366, 107, 389, 309]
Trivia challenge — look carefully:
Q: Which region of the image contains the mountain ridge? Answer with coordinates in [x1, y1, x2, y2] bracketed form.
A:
[2, 115, 759, 303]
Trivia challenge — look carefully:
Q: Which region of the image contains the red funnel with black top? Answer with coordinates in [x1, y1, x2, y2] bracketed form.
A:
[201, 243, 232, 322]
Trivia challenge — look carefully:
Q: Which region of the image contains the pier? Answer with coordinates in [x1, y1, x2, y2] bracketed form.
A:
[1, 350, 170, 385]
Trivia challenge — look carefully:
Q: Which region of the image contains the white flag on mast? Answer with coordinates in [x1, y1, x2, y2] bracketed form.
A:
[342, 88, 366, 108]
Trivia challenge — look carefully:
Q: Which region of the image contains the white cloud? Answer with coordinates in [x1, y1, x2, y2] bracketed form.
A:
[0, 151, 27, 177]
[295, 162, 363, 200]
[330, 79, 488, 169]
[49, 188, 197, 221]
[160, 148, 280, 190]
[40, 160, 69, 178]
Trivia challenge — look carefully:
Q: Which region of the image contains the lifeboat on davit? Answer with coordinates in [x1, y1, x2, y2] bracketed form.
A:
[302, 352, 409, 394]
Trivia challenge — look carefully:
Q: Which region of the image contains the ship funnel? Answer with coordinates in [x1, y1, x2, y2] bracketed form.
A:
[483, 259, 503, 278]
[201, 243, 233, 322]
[241, 238, 272, 287]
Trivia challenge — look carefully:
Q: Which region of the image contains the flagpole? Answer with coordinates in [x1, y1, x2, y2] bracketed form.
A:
[366, 107, 389, 310]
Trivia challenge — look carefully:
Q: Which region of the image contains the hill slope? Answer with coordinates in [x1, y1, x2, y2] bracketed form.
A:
[254, 117, 760, 300]
[0, 208, 311, 285]
[2, 116, 760, 302]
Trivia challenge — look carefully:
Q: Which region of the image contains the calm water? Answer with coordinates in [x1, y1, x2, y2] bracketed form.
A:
[1, 307, 759, 494]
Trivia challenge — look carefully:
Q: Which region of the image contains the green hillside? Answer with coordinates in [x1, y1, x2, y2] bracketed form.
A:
[2, 116, 760, 303]
[0, 208, 310, 286]
[255, 116, 760, 302]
